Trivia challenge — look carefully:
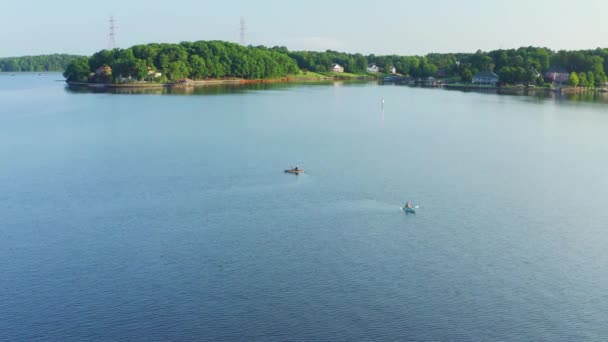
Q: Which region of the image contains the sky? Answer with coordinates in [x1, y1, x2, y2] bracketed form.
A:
[1, 0, 607, 57]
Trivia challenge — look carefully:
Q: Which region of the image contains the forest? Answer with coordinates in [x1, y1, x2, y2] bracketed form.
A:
[62, 41, 608, 87]
[0, 54, 81, 72]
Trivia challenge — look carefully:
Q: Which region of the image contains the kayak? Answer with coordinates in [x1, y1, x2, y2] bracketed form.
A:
[402, 206, 416, 214]
[285, 169, 304, 174]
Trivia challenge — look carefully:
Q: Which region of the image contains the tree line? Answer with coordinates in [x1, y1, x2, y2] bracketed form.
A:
[64, 41, 299, 82]
[0, 54, 81, 72]
[63, 41, 608, 87]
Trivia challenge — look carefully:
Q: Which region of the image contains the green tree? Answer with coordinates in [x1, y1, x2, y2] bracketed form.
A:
[63, 57, 91, 82]
[578, 72, 588, 87]
[594, 71, 606, 87]
[166, 61, 191, 80]
[568, 72, 580, 87]
[460, 69, 473, 82]
[189, 55, 207, 79]
[586, 72, 595, 88]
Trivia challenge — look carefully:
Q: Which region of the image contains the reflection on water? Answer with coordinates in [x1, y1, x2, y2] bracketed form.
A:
[381, 83, 608, 105]
[563, 91, 608, 103]
[65, 81, 351, 96]
[66, 81, 608, 104]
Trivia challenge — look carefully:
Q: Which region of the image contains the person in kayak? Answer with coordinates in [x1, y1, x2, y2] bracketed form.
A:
[294, 166, 299, 171]
[405, 201, 412, 209]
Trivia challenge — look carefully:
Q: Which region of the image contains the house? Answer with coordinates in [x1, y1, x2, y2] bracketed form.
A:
[544, 67, 569, 84]
[472, 71, 499, 85]
[331, 63, 344, 73]
[389, 66, 397, 74]
[367, 64, 380, 73]
[437, 67, 447, 78]
[147, 67, 162, 78]
[95, 65, 112, 77]
[92, 65, 112, 82]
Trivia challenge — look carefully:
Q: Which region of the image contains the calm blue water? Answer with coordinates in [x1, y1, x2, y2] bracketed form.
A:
[1, 74, 608, 341]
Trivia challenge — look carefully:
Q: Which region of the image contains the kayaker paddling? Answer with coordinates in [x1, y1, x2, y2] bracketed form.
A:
[285, 166, 304, 174]
[402, 201, 416, 214]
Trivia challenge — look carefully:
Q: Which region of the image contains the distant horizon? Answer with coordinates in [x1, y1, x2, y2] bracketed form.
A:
[2, 0, 608, 58]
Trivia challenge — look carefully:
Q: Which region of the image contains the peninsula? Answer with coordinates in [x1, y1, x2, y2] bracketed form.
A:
[63, 41, 608, 91]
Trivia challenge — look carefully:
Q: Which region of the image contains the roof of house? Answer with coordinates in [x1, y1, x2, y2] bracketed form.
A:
[473, 71, 499, 78]
[94, 65, 112, 76]
[332, 63, 343, 68]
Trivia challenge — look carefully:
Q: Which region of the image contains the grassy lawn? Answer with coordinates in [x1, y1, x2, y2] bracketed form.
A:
[286, 71, 382, 80]
[287, 71, 329, 79]
[316, 71, 381, 79]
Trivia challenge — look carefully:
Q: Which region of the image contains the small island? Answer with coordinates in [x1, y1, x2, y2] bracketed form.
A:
[63, 41, 608, 93]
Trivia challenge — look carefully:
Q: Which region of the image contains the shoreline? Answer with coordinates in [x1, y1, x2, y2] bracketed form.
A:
[66, 78, 608, 96]
[444, 83, 608, 94]
[66, 74, 377, 89]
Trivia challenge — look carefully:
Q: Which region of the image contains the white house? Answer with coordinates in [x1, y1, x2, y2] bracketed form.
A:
[472, 71, 499, 85]
[367, 64, 380, 73]
[390, 66, 397, 74]
[147, 68, 163, 78]
[331, 63, 344, 73]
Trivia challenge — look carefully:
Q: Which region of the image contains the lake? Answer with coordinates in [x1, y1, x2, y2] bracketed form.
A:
[1, 74, 608, 341]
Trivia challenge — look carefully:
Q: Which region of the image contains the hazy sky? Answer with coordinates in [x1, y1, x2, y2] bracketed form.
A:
[2, 0, 607, 57]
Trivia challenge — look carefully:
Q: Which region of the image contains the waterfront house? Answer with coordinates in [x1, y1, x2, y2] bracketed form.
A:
[367, 64, 380, 73]
[544, 67, 569, 85]
[389, 66, 397, 74]
[92, 65, 112, 82]
[147, 68, 162, 78]
[331, 63, 344, 73]
[95, 65, 112, 77]
[472, 71, 499, 85]
[437, 67, 447, 78]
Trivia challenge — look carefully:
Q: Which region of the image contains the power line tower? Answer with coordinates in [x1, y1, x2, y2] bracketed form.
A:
[108, 16, 117, 50]
[240, 18, 247, 46]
